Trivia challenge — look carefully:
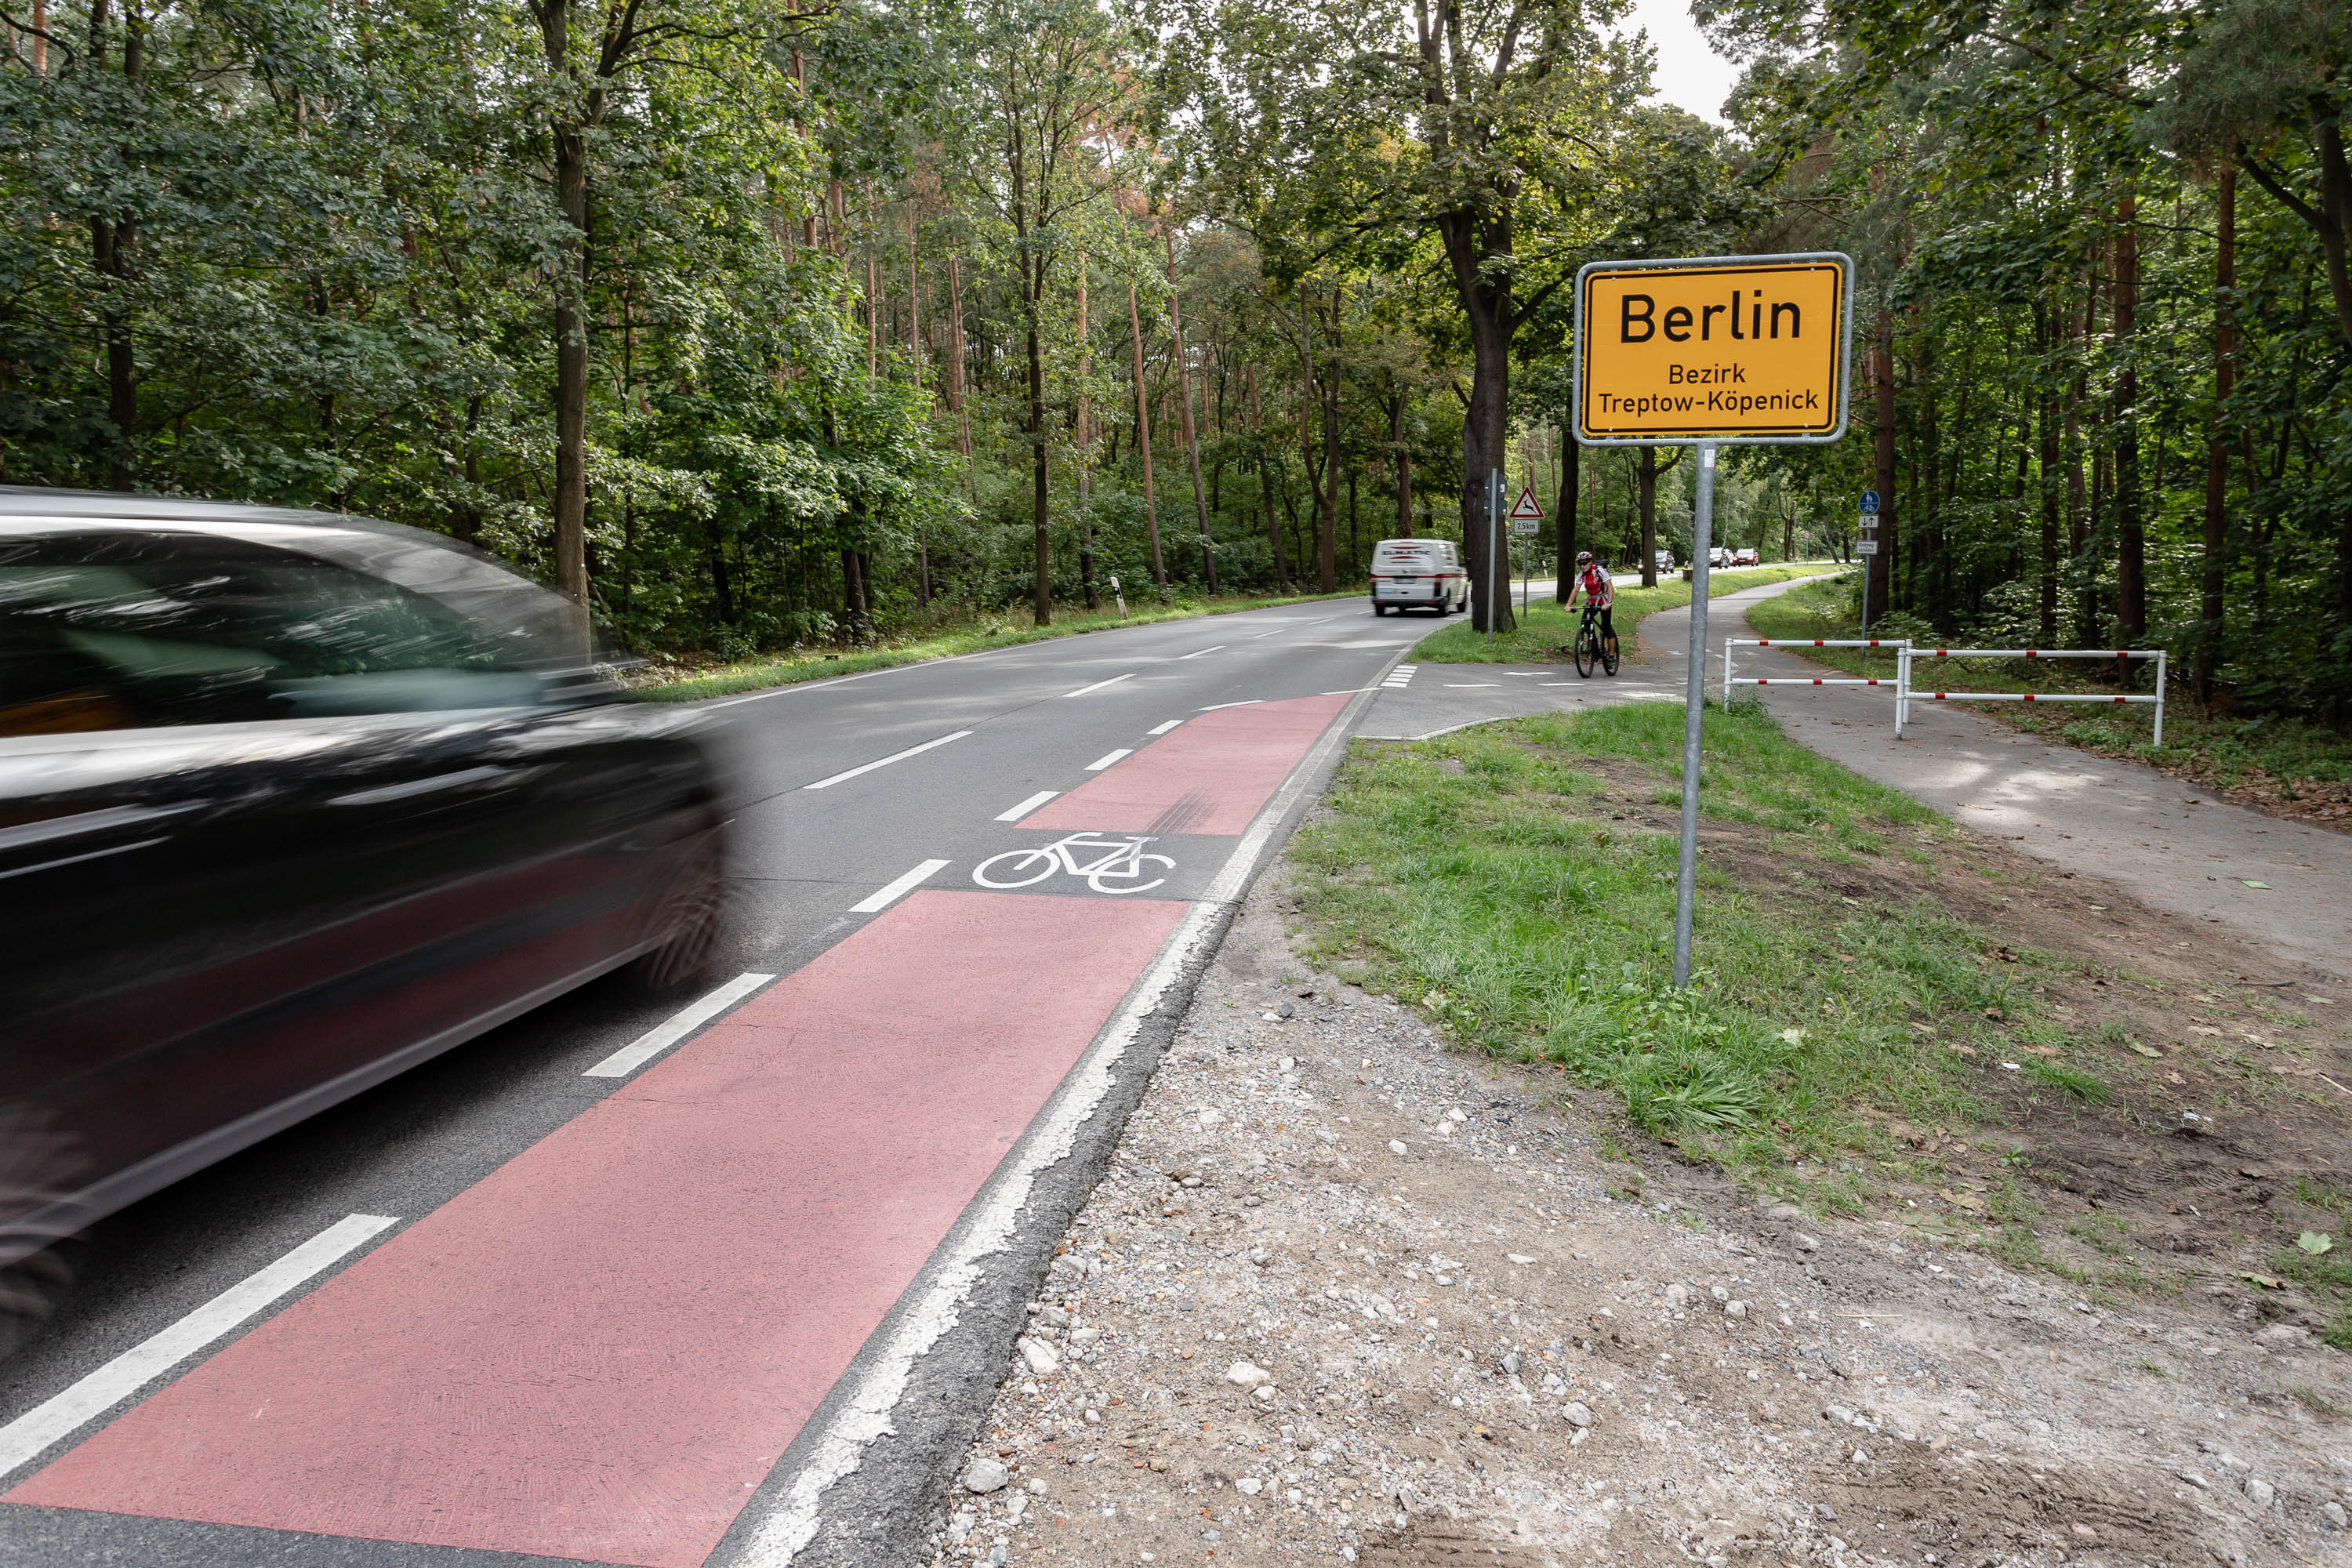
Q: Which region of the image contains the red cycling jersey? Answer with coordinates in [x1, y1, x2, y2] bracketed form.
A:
[1576, 563, 1613, 608]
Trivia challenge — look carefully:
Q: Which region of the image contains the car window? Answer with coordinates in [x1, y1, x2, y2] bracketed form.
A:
[0, 530, 553, 735]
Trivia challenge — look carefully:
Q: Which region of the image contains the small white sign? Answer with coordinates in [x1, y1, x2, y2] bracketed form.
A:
[1857, 539, 1878, 554]
[1509, 518, 1540, 535]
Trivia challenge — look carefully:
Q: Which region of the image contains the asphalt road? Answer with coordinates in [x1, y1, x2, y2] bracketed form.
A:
[0, 593, 1447, 1568]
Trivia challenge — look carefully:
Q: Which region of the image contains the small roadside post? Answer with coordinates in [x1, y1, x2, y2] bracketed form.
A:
[1857, 489, 1879, 635]
[1573, 252, 1854, 987]
[1509, 485, 1543, 617]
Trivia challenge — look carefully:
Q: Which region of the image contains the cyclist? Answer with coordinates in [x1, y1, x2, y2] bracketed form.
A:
[1570, 550, 1617, 662]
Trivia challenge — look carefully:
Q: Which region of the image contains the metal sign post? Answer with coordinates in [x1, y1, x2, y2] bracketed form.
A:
[1573, 251, 1855, 989]
[1857, 489, 1879, 634]
[1508, 485, 1544, 619]
[1672, 444, 1719, 989]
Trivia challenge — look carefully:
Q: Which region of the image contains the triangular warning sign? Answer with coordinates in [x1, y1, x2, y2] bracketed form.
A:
[1508, 485, 1544, 521]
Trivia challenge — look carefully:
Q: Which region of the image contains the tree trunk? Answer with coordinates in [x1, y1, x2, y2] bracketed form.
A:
[1317, 331, 1339, 593]
[1249, 364, 1285, 591]
[1636, 447, 1659, 588]
[92, 217, 136, 489]
[551, 117, 590, 619]
[1010, 118, 1050, 627]
[1166, 230, 1214, 591]
[947, 254, 971, 463]
[2036, 303, 2061, 648]
[2114, 192, 2144, 646]
[2199, 159, 2236, 702]
[1555, 423, 1578, 603]
[1456, 294, 1513, 628]
[1125, 270, 1163, 585]
[1390, 394, 1413, 539]
[1076, 252, 1098, 612]
[1869, 312, 1896, 627]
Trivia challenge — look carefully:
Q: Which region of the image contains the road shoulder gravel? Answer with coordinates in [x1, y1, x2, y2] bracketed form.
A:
[924, 862, 2352, 1568]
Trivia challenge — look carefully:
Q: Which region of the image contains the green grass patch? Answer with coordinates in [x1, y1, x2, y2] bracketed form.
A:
[1748, 576, 2352, 802]
[631, 588, 1363, 702]
[1285, 697, 2039, 1192]
[1414, 563, 1848, 666]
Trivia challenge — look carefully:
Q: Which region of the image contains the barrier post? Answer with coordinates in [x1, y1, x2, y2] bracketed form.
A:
[2154, 649, 2166, 746]
[1895, 646, 1910, 738]
[1723, 637, 1734, 703]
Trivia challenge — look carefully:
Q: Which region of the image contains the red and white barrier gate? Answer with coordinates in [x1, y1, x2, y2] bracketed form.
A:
[1722, 638, 1911, 702]
[1895, 647, 2166, 744]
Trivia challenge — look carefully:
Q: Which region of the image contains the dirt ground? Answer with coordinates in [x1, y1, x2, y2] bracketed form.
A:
[925, 825, 2352, 1568]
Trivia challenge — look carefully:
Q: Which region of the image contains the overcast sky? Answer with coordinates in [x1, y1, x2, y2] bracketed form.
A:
[1617, 0, 1743, 125]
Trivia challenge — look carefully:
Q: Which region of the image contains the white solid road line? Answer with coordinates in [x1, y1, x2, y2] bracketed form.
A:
[1061, 672, 1137, 698]
[802, 731, 974, 791]
[0, 1213, 399, 1480]
[1084, 750, 1132, 771]
[851, 858, 950, 913]
[583, 971, 776, 1079]
[1199, 699, 1265, 711]
[1177, 645, 1225, 660]
[995, 789, 1061, 822]
[1146, 720, 1183, 735]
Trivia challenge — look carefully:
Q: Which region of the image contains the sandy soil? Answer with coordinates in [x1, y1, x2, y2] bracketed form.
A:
[925, 848, 2352, 1568]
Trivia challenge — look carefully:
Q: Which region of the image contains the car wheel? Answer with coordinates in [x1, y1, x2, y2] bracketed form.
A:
[1374, 604, 1388, 616]
[632, 820, 728, 993]
[0, 1103, 85, 1359]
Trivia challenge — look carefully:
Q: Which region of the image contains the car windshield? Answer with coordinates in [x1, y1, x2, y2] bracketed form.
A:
[0, 528, 582, 734]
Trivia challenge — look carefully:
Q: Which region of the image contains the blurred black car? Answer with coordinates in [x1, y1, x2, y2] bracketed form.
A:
[0, 491, 732, 1278]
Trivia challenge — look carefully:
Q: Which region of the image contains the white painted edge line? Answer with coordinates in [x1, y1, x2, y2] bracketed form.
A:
[734, 895, 1228, 1567]
[1145, 720, 1184, 735]
[1083, 750, 1132, 772]
[1198, 699, 1265, 711]
[0, 1213, 398, 1480]
[1321, 688, 1377, 696]
[583, 971, 776, 1079]
[1177, 645, 1225, 660]
[1060, 672, 1137, 699]
[802, 731, 973, 792]
[851, 858, 950, 914]
[994, 789, 1061, 822]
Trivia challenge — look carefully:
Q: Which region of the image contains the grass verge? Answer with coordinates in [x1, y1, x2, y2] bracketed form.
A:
[1287, 699, 2010, 1208]
[1414, 562, 1847, 665]
[1748, 576, 2352, 825]
[632, 588, 1363, 703]
[1282, 699, 2348, 1325]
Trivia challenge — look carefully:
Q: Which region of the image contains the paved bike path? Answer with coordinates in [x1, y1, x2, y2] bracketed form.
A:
[1729, 604, 2352, 985]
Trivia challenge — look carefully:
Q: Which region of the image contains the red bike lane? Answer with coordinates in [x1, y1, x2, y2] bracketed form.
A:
[5, 692, 1356, 1566]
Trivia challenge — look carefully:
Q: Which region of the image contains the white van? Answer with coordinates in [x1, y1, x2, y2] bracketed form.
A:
[1370, 537, 1468, 615]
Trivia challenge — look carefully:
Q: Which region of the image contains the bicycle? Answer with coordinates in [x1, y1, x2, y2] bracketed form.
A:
[972, 832, 1175, 895]
[1571, 602, 1620, 678]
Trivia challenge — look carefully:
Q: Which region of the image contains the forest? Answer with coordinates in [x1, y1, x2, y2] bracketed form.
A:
[2, 0, 2345, 718]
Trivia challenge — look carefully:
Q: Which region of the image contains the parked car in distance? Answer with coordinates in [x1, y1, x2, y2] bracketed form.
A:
[1733, 546, 1760, 567]
[1370, 537, 1468, 615]
[1708, 546, 1733, 568]
[0, 490, 737, 1280]
[1653, 549, 1675, 573]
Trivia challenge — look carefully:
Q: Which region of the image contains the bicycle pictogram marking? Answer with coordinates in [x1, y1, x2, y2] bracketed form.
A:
[973, 832, 1176, 896]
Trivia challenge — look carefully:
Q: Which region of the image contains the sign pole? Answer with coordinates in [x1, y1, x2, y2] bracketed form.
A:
[1672, 442, 1717, 989]
[1571, 250, 1853, 990]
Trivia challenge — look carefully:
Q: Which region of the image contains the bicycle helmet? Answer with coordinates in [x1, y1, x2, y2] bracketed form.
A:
[1575, 551, 1593, 565]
